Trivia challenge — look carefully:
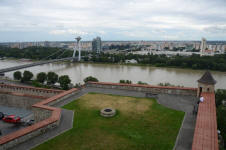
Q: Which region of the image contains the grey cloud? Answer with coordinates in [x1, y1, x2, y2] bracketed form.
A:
[0, 0, 226, 41]
[204, 26, 226, 33]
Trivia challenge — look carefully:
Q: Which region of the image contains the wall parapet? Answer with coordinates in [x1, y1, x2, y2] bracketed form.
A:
[0, 84, 63, 97]
[0, 91, 48, 99]
[0, 85, 78, 150]
[87, 82, 197, 96]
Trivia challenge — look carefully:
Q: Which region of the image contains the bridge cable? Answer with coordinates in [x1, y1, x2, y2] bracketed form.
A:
[56, 49, 71, 59]
[42, 49, 64, 60]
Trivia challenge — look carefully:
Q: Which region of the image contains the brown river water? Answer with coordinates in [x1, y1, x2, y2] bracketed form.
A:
[0, 59, 226, 89]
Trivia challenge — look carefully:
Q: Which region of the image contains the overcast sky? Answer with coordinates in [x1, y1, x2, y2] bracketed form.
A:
[0, 0, 226, 42]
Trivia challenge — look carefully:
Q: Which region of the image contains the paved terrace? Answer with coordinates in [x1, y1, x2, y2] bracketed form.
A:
[192, 92, 219, 150]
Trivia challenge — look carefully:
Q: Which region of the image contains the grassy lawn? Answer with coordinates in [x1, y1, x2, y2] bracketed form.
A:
[33, 93, 184, 150]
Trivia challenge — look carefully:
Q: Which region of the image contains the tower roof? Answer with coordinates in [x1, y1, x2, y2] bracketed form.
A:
[198, 71, 217, 85]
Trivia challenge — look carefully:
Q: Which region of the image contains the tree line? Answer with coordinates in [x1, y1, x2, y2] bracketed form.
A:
[1, 46, 226, 72]
[88, 53, 226, 71]
[13, 71, 71, 90]
[0, 46, 74, 60]
[215, 89, 226, 149]
[13, 70, 101, 90]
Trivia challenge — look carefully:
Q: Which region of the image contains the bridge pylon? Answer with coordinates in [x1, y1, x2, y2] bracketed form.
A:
[72, 36, 82, 62]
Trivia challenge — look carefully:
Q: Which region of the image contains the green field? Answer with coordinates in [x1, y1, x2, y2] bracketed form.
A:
[33, 93, 184, 150]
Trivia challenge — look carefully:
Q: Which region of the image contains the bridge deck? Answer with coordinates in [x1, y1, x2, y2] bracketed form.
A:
[0, 57, 73, 74]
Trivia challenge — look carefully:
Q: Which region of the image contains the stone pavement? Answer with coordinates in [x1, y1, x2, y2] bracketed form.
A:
[158, 94, 198, 150]
[0, 106, 32, 118]
[0, 106, 33, 137]
[9, 87, 197, 150]
[0, 121, 26, 138]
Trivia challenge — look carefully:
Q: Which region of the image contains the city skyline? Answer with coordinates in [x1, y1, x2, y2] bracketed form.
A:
[0, 0, 226, 42]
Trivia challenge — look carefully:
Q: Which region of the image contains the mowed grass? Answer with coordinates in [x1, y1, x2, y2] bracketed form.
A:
[33, 93, 184, 150]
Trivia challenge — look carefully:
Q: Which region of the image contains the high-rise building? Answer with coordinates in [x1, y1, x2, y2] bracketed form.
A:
[200, 38, 207, 56]
[92, 37, 102, 53]
[44, 41, 50, 47]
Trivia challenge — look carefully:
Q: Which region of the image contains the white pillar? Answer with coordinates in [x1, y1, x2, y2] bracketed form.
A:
[75, 36, 81, 61]
[78, 40, 81, 61]
[72, 43, 76, 58]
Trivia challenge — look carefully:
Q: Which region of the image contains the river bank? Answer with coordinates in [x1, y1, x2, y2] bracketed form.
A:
[2, 57, 226, 74]
[0, 59, 226, 89]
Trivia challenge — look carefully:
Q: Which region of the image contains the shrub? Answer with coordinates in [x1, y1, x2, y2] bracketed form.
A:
[37, 72, 47, 83]
[217, 106, 226, 149]
[47, 72, 58, 85]
[126, 80, 132, 84]
[137, 81, 148, 85]
[158, 82, 183, 87]
[215, 89, 226, 149]
[58, 75, 71, 90]
[83, 76, 99, 83]
[215, 89, 226, 107]
[119, 80, 132, 84]
[119, 80, 125, 83]
[13, 71, 22, 80]
[21, 70, 33, 82]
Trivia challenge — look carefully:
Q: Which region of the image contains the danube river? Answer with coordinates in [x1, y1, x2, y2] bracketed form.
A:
[1, 59, 226, 89]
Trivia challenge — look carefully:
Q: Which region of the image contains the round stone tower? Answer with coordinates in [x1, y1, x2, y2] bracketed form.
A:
[197, 71, 217, 97]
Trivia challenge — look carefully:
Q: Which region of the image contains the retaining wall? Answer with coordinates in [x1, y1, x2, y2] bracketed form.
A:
[32, 107, 52, 123]
[0, 93, 43, 110]
[87, 82, 197, 96]
[0, 120, 59, 150]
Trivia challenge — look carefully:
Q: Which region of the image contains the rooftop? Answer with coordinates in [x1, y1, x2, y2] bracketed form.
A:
[198, 71, 217, 85]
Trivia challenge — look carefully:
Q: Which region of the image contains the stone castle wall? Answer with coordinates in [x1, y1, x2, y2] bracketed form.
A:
[87, 82, 197, 96]
[0, 84, 63, 98]
[32, 107, 52, 123]
[0, 84, 78, 150]
[0, 93, 42, 110]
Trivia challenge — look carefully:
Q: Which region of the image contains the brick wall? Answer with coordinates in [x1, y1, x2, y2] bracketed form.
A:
[192, 92, 219, 150]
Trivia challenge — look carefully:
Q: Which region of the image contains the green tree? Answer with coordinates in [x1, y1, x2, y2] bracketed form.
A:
[37, 72, 47, 83]
[217, 106, 226, 149]
[216, 89, 226, 107]
[119, 80, 132, 84]
[126, 80, 132, 84]
[215, 89, 226, 149]
[83, 76, 99, 83]
[119, 80, 126, 83]
[137, 81, 148, 85]
[47, 72, 58, 85]
[58, 75, 71, 90]
[13, 71, 22, 80]
[22, 70, 33, 82]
